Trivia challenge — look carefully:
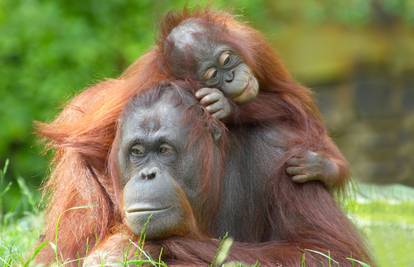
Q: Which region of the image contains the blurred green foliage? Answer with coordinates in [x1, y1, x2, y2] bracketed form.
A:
[1, 0, 413, 212]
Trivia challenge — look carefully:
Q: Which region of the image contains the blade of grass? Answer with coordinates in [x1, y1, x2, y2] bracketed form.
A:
[212, 234, 233, 266]
[346, 257, 371, 267]
[304, 249, 339, 265]
[129, 239, 159, 267]
[17, 177, 38, 213]
[23, 241, 47, 267]
[54, 205, 91, 264]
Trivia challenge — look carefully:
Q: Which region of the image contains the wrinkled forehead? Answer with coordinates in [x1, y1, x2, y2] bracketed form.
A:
[120, 96, 187, 140]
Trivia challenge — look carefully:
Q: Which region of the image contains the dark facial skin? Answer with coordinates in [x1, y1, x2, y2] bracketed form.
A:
[117, 91, 201, 239]
[167, 20, 259, 119]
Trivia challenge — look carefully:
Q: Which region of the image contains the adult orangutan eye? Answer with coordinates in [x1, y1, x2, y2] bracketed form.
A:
[159, 144, 174, 154]
[219, 51, 231, 66]
[130, 144, 145, 157]
[203, 68, 218, 80]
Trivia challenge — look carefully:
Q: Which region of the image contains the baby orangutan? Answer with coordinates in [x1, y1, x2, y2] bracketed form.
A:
[163, 17, 347, 188]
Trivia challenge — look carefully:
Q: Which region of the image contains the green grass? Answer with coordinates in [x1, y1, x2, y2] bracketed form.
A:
[0, 214, 43, 266]
[1, 180, 413, 266]
[345, 184, 414, 267]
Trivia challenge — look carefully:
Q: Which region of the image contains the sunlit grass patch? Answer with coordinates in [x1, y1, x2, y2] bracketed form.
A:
[344, 183, 414, 267]
[0, 213, 43, 266]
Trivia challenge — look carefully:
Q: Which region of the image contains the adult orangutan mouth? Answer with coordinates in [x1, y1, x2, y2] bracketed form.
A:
[126, 205, 171, 214]
[233, 77, 259, 103]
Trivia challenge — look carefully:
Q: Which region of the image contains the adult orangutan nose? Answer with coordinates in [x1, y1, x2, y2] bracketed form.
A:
[139, 167, 159, 180]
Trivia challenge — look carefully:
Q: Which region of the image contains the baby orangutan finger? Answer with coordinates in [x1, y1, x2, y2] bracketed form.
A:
[292, 174, 315, 183]
[206, 101, 224, 113]
[287, 157, 305, 166]
[195, 88, 217, 99]
[305, 150, 319, 160]
[286, 166, 305, 175]
[212, 110, 227, 120]
[200, 92, 222, 105]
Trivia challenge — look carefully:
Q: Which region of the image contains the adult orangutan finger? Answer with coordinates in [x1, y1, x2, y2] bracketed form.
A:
[200, 92, 222, 105]
[291, 174, 314, 183]
[206, 101, 223, 113]
[286, 166, 305, 175]
[195, 88, 217, 99]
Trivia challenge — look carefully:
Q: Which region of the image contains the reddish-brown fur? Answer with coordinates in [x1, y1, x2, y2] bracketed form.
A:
[36, 8, 373, 266]
[158, 9, 349, 188]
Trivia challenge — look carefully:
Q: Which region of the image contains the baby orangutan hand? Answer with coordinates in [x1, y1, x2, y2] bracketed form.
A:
[195, 88, 232, 120]
[286, 150, 339, 188]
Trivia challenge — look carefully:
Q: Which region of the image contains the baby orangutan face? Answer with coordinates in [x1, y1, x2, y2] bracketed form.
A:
[166, 19, 259, 104]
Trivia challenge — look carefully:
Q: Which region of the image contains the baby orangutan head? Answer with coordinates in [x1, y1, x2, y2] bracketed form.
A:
[165, 19, 259, 104]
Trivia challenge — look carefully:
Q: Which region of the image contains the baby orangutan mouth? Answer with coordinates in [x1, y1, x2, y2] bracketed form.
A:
[233, 75, 259, 104]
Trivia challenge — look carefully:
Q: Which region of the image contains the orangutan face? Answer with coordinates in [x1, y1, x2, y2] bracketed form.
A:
[166, 20, 259, 104]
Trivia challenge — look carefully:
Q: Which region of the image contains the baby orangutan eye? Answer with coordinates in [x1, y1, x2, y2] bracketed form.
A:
[203, 67, 218, 80]
[130, 144, 145, 157]
[159, 143, 174, 154]
[219, 51, 231, 66]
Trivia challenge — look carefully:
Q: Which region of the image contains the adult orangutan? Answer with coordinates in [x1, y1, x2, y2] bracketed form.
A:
[82, 82, 370, 266]
[36, 8, 372, 266]
[82, 82, 225, 265]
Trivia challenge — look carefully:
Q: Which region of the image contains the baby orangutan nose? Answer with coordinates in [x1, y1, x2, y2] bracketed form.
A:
[224, 70, 235, 83]
[139, 167, 159, 180]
